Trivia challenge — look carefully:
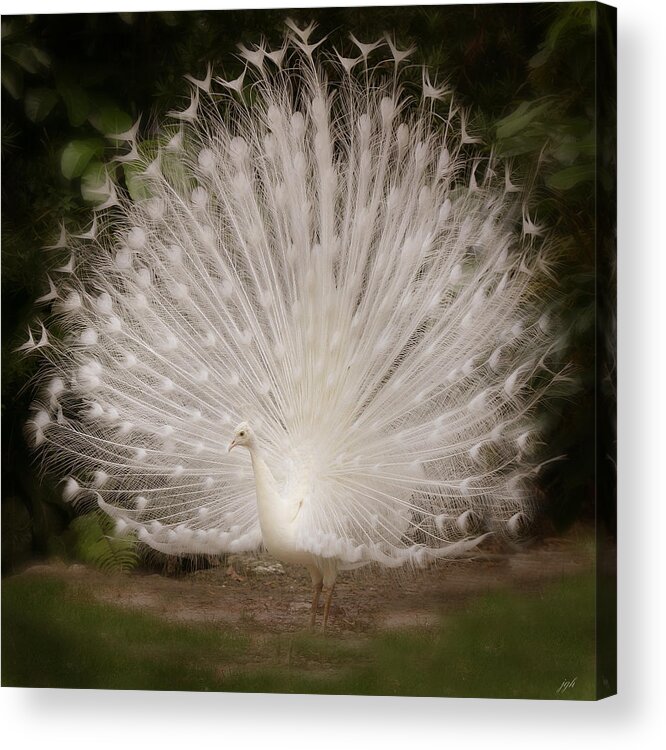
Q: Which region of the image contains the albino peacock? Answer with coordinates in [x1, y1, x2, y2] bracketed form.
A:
[25, 21, 566, 628]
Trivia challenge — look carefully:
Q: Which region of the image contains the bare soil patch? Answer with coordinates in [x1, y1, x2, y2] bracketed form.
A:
[16, 526, 595, 634]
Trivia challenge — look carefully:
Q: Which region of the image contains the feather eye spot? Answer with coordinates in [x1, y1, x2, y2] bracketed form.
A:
[79, 328, 98, 347]
[48, 377, 65, 398]
[219, 279, 233, 299]
[136, 269, 152, 289]
[127, 227, 147, 250]
[63, 477, 81, 502]
[135, 495, 149, 511]
[166, 245, 183, 264]
[191, 186, 208, 208]
[198, 147, 216, 172]
[229, 136, 248, 162]
[93, 470, 109, 487]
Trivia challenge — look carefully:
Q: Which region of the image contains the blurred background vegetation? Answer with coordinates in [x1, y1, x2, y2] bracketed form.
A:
[1, 3, 616, 575]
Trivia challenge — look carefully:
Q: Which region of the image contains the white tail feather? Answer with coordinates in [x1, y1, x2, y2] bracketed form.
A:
[28, 26, 562, 567]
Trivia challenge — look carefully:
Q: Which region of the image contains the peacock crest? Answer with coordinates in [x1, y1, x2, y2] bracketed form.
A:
[23, 20, 568, 572]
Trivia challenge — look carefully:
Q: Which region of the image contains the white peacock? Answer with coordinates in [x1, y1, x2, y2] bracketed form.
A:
[24, 20, 565, 629]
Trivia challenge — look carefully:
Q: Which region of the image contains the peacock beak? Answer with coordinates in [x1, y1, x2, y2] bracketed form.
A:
[228, 440, 236, 452]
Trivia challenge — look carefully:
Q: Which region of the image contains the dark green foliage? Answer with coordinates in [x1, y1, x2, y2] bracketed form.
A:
[2, 571, 596, 698]
[1, 497, 33, 567]
[62, 511, 139, 573]
[490, 3, 616, 532]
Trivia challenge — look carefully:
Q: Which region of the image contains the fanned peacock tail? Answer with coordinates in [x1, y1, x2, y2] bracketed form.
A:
[24, 21, 568, 567]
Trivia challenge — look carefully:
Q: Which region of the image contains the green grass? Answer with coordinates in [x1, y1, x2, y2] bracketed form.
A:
[1, 577, 249, 691]
[2, 572, 597, 699]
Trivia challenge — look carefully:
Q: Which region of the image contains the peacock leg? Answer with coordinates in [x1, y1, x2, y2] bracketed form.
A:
[310, 581, 323, 630]
[322, 583, 336, 630]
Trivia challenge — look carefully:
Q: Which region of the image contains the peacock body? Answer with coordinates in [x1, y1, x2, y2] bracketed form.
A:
[26, 22, 565, 624]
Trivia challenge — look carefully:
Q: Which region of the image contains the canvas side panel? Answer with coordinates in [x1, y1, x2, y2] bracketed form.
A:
[595, 0, 617, 701]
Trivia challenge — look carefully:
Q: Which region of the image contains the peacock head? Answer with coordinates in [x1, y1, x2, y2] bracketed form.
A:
[228, 422, 254, 452]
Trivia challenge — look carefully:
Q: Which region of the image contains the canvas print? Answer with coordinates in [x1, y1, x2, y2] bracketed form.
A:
[1, 2, 616, 700]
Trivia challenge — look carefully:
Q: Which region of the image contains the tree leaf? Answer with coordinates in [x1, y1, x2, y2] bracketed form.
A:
[1, 60, 23, 100]
[61, 139, 104, 180]
[31, 46, 51, 68]
[495, 133, 548, 159]
[89, 104, 132, 137]
[24, 87, 59, 122]
[496, 100, 553, 140]
[546, 164, 596, 190]
[552, 141, 581, 165]
[80, 160, 110, 204]
[121, 138, 160, 201]
[4, 44, 43, 74]
[58, 84, 91, 127]
[123, 162, 151, 201]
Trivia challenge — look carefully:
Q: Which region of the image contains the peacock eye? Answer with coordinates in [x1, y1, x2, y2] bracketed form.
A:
[239, 431, 245, 437]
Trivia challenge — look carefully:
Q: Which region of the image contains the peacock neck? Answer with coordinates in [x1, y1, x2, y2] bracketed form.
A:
[248, 447, 279, 507]
[250, 448, 275, 489]
[247, 446, 296, 548]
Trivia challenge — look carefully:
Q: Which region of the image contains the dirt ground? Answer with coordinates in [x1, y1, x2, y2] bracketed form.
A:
[17, 525, 597, 634]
